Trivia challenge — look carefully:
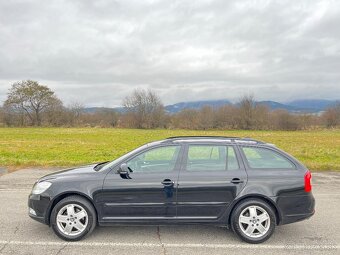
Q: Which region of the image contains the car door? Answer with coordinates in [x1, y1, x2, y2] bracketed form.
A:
[176, 143, 247, 223]
[99, 144, 182, 224]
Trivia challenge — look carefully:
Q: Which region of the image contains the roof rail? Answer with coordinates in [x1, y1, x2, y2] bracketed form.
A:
[165, 136, 265, 144]
[166, 136, 240, 140]
[235, 138, 265, 144]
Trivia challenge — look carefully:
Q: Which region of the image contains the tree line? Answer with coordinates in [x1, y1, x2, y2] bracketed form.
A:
[0, 80, 339, 130]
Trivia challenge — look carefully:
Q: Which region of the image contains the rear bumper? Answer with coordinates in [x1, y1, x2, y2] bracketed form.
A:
[28, 194, 51, 225]
[281, 211, 315, 225]
[276, 192, 315, 225]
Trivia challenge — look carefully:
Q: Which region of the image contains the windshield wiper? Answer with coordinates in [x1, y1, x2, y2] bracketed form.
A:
[93, 161, 110, 171]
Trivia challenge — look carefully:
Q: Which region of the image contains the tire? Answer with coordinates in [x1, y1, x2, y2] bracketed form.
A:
[50, 195, 97, 241]
[231, 199, 276, 244]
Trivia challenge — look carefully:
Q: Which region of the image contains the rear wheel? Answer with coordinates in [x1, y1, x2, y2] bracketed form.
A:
[50, 196, 96, 241]
[231, 199, 276, 244]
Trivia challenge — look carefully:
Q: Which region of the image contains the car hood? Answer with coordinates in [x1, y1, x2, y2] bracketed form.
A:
[39, 164, 97, 182]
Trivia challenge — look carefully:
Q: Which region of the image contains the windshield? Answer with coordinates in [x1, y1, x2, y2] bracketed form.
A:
[100, 144, 150, 171]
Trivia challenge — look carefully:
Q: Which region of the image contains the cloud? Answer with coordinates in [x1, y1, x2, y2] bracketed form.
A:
[0, 0, 339, 106]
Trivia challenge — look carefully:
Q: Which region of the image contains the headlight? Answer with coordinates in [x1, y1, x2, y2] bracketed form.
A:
[32, 181, 52, 194]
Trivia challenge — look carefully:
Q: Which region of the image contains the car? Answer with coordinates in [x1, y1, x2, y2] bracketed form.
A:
[28, 136, 315, 243]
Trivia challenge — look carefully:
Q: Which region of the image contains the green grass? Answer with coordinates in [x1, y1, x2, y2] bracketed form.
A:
[0, 128, 339, 170]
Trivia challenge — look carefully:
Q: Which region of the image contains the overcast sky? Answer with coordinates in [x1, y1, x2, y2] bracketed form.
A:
[0, 0, 339, 107]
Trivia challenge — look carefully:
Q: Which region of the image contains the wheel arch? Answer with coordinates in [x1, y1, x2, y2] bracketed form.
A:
[228, 194, 282, 226]
[47, 192, 98, 225]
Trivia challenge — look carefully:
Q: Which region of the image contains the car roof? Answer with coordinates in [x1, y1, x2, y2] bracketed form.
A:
[157, 136, 267, 145]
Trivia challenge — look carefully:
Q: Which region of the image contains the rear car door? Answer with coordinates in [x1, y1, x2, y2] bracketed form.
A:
[176, 143, 247, 222]
[99, 145, 182, 224]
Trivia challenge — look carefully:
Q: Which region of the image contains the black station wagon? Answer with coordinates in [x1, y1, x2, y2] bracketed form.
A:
[28, 136, 315, 243]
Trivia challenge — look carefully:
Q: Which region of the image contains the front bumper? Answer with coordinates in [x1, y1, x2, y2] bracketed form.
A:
[28, 194, 51, 225]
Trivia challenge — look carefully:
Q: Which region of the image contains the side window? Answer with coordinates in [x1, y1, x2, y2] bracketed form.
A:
[242, 147, 295, 169]
[186, 145, 239, 171]
[126, 146, 180, 173]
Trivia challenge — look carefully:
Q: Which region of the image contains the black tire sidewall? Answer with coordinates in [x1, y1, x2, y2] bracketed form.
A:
[51, 197, 96, 241]
[231, 199, 276, 244]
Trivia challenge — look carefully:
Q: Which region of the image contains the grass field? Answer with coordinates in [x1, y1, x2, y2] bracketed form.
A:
[0, 128, 339, 171]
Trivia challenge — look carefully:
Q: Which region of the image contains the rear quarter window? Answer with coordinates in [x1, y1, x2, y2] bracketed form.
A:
[241, 147, 296, 169]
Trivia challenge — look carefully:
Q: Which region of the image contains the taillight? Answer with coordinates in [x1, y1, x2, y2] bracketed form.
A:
[304, 170, 312, 192]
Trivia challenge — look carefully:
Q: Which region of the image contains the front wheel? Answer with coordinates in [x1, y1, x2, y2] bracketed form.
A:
[231, 199, 276, 244]
[50, 196, 97, 241]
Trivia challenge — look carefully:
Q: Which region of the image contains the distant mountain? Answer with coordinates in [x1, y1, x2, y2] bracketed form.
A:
[165, 99, 301, 113]
[84, 99, 339, 114]
[287, 99, 338, 111]
[255, 101, 301, 111]
[165, 99, 231, 113]
[165, 99, 339, 113]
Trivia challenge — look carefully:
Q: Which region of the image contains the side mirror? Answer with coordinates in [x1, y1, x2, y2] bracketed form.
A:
[118, 163, 131, 176]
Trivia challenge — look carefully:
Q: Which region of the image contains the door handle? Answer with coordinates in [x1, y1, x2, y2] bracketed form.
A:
[231, 178, 244, 184]
[161, 179, 174, 187]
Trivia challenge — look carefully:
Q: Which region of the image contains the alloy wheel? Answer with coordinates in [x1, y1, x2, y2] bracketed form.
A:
[56, 204, 88, 236]
[238, 205, 270, 238]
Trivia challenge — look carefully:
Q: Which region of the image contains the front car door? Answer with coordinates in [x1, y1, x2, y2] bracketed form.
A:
[99, 144, 182, 224]
[176, 143, 247, 223]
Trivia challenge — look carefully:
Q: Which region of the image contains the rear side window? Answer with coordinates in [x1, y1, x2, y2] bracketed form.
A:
[242, 147, 295, 169]
[186, 145, 239, 171]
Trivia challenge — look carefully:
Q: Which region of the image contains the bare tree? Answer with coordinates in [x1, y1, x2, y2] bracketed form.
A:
[214, 105, 238, 129]
[253, 104, 270, 130]
[80, 109, 119, 127]
[44, 98, 65, 126]
[198, 106, 215, 130]
[4, 80, 62, 126]
[237, 94, 256, 130]
[171, 109, 199, 129]
[298, 113, 320, 130]
[271, 109, 300, 130]
[123, 89, 165, 128]
[322, 103, 340, 128]
[0, 106, 4, 127]
[67, 102, 84, 126]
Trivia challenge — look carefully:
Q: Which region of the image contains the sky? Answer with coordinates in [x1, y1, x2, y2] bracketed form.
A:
[0, 0, 339, 107]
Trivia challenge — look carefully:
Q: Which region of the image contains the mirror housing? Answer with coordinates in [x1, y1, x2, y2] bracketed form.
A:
[118, 163, 130, 175]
